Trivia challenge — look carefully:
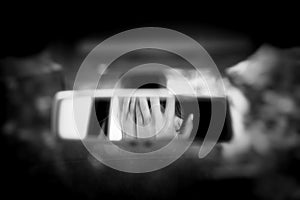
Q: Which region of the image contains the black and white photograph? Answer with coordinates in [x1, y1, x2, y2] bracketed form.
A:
[1, 6, 300, 200]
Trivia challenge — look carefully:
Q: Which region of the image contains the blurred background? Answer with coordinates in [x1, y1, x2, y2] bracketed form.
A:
[1, 5, 300, 200]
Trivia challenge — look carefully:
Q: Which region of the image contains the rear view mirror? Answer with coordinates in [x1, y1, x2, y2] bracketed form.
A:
[52, 89, 232, 142]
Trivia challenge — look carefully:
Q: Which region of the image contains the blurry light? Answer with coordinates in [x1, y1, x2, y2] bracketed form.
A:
[58, 97, 92, 139]
[108, 97, 122, 141]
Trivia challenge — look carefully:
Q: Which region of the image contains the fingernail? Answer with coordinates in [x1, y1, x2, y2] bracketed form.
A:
[190, 114, 194, 121]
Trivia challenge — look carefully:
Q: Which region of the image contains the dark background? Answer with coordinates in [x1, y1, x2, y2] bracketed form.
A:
[1, 4, 300, 200]
[1, 4, 299, 59]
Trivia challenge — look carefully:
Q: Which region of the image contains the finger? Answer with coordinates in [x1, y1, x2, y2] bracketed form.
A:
[122, 97, 130, 120]
[110, 96, 123, 140]
[150, 97, 162, 120]
[111, 96, 120, 122]
[180, 114, 194, 139]
[127, 97, 136, 123]
[129, 97, 136, 115]
[124, 97, 136, 139]
[136, 103, 143, 138]
[139, 97, 151, 124]
[165, 96, 175, 120]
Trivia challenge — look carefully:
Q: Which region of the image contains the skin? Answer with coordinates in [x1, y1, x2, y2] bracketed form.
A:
[116, 96, 194, 140]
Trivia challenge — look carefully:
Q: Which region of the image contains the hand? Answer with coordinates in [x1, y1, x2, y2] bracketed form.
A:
[135, 96, 194, 140]
[110, 96, 137, 140]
